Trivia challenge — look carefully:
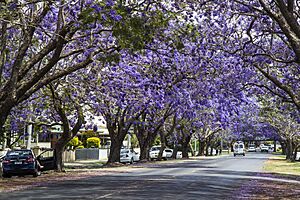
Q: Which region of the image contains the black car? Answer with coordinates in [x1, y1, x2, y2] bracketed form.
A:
[1, 149, 55, 178]
[2, 149, 41, 178]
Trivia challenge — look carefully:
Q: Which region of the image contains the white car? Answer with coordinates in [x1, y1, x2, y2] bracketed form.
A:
[120, 149, 140, 164]
[260, 145, 270, 152]
[176, 151, 183, 159]
[248, 145, 256, 152]
[296, 152, 300, 161]
[233, 141, 245, 156]
[149, 146, 172, 160]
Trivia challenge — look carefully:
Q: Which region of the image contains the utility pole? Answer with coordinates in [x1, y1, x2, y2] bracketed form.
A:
[220, 132, 223, 155]
[194, 139, 196, 155]
[26, 122, 33, 149]
[128, 133, 131, 149]
[1, 128, 6, 150]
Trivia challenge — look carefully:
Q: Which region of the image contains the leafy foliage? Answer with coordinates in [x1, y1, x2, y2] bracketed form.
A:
[87, 137, 101, 148]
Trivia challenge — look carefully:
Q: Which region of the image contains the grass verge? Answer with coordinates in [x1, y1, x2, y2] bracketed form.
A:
[263, 155, 300, 175]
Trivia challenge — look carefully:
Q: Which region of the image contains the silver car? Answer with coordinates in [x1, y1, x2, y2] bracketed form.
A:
[120, 149, 140, 164]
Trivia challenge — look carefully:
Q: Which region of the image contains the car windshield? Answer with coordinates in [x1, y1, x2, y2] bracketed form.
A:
[121, 149, 129, 154]
[234, 144, 243, 149]
[165, 149, 172, 152]
[6, 150, 32, 159]
[151, 147, 160, 151]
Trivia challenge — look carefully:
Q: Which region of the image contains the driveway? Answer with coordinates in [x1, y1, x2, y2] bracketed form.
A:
[0, 153, 273, 200]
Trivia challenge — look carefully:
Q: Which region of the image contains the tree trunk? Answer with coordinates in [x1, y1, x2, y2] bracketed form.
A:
[108, 141, 122, 163]
[230, 142, 234, 152]
[286, 139, 294, 161]
[139, 142, 149, 161]
[53, 131, 74, 172]
[136, 130, 156, 161]
[205, 144, 209, 156]
[197, 140, 205, 156]
[281, 142, 286, 155]
[172, 145, 178, 159]
[107, 136, 123, 163]
[182, 143, 189, 158]
[292, 145, 299, 162]
[138, 138, 152, 161]
[205, 138, 211, 156]
[180, 131, 191, 159]
[0, 107, 11, 144]
[157, 134, 166, 161]
[54, 141, 65, 172]
[1, 131, 6, 150]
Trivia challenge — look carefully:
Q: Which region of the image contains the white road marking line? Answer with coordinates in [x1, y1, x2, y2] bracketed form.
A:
[96, 193, 113, 199]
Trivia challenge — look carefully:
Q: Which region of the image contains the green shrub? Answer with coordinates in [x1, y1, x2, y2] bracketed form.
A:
[76, 145, 85, 149]
[67, 136, 83, 149]
[80, 130, 98, 147]
[87, 137, 101, 148]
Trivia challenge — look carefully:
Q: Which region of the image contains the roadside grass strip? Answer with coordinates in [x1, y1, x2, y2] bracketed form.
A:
[264, 155, 300, 176]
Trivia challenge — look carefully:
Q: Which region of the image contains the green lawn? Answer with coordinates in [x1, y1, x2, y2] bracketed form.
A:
[264, 155, 300, 175]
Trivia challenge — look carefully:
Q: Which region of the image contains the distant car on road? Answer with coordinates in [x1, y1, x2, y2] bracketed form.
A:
[233, 141, 245, 156]
[260, 145, 270, 152]
[247, 145, 256, 152]
[120, 148, 140, 164]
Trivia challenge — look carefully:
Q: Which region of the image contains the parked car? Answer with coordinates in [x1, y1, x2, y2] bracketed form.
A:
[164, 148, 173, 158]
[233, 141, 245, 156]
[2, 149, 42, 178]
[260, 144, 270, 152]
[164, 149, 183, 159]
[120, 148, 140, 164]
[176, 151, 183, 159]
[149, 146, 172, 160]
[296, 152, 300, 161]
[1, 148, 56, 178]
[248, 145, 256, 152]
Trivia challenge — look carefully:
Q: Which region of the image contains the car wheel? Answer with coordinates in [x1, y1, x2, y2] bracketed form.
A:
[2, 173, 12, 178]
[130, 158, 134, 164]
[33, 170, 41, 177]
[243, 153, 245, 156]
[234, 154, 236, 157]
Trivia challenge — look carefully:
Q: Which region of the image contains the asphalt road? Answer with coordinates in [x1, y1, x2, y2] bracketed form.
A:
[0, 153, 271, 200]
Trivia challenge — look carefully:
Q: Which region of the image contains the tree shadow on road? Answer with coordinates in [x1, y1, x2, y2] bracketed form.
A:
[0, 162, 299, 200]
[232, 172, 300, 200]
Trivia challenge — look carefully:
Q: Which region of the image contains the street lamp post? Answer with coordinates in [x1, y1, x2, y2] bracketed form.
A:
[26, 122, 33, 149]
